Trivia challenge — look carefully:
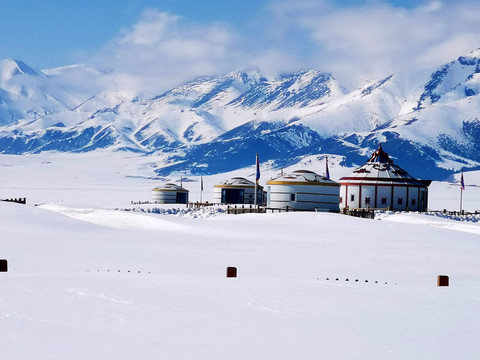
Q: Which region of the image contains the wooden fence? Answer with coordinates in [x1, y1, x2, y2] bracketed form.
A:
[226, 205, 263, 214]
[342, 208, 375, 219]
[431, 209, 480, 216]
[1, 197, 26, 205]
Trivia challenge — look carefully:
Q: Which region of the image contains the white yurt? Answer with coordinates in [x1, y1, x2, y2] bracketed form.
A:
[151, 183, 189, 204]
[339, 144, 431, 211]
[266, 170, 340, 211]
[213, 177, 264, 205]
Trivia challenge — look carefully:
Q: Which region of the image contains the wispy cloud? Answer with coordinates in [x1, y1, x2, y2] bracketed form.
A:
[90, 9, 244, 93]
[80, 1, 480, 94]
[267, 0, 480, 86]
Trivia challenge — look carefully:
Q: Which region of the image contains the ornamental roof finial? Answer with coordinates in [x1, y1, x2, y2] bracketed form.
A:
[368, 143, 392, 163]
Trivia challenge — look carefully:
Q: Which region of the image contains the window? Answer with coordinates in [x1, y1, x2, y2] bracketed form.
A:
[364, 197, 371, 205]
[381, 197, 387, 205]
[290, 193, 296, 202]
[397, 197, 403, 206]
[411, 198, 416, 206]
[350, 194, 355, 202]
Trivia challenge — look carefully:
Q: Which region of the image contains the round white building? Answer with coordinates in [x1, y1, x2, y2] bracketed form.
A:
[339, 145, 431, 211]
[213, 177, 264, 204]
[151, 183, 189, 204]
[266, 170, 340, 211]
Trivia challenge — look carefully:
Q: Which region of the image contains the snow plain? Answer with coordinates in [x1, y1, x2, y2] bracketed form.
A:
[1, 152, 480, 360]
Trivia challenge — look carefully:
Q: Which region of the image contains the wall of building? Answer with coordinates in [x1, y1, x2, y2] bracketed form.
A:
[213, 186, 263, 204]
[152, 190, 189, 204]
[267, 183, 340, 211]
[340, 184, 428, 211]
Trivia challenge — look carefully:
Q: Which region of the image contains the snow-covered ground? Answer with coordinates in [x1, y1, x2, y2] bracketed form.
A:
[1, 152, 480, 359]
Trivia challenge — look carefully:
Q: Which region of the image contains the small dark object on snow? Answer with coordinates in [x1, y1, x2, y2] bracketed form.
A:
[0, 259, 7, 272]
[335, 278, 339, 281]
[355, 279, 359, 282]
[437, 275, 449, 287]
[345, 279, 349, 281]
[365, 280, 368, 283]
[227, 267, 237, 278]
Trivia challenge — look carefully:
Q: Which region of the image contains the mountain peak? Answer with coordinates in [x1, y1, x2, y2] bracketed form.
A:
[223, 69, 267, 85]
[0, 59, 39, 80]
[466, 48, 480, 59]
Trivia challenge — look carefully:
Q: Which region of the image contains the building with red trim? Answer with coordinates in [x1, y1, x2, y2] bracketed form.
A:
[339, 145, 431, 211]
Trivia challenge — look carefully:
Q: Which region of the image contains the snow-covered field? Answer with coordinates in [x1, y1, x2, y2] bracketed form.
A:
[1, 153, 480, 359]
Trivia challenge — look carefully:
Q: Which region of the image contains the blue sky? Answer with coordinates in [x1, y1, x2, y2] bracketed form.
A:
[2, 0, 480, 93]
[1, 0, 270, 68]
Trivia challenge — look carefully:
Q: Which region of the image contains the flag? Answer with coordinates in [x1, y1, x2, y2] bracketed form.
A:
[200, 176, 204, 191]
[461, 169, 465, 190]
[325, 156, 330, 180]
[256, 153, 260, 184]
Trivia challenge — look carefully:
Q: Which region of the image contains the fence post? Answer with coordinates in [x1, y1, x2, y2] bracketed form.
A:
[437, 275, 449, 287]
[226, 267, 237, 278]
[0, 259, 7, 272]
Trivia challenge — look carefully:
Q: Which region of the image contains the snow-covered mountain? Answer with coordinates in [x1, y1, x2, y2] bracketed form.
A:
[0, 59, 77, 126]
[1, 50, 480, 180]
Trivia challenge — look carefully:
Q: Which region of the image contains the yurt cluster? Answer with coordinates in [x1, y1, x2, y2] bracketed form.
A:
[150, 145, 431, 212]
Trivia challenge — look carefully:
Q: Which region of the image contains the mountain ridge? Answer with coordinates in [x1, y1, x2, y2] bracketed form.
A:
[1, 50, 480, 180]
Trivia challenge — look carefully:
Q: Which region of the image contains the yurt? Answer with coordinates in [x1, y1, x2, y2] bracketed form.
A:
[213, 177, 264, 205]
[339, 145, 431, 211]
[151, 183, 189, 204]
[266, 170, 340, 211]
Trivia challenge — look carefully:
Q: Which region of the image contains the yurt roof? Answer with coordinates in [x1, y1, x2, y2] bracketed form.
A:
[339, 145, 428, 186]
[267, 170, 339, 186]
[152, 183, 189, 192]
[214, 177, 261, 189]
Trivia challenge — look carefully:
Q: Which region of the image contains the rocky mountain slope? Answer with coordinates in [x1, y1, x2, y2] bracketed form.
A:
[1, 50, 480, 180]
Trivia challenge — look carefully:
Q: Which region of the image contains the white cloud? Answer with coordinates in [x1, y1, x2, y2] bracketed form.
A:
[90, 9, 245, 94]
[81, 1, 480, 95]
[267, 0, 480, 87]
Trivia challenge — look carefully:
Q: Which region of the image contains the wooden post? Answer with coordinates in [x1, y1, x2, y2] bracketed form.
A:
[226, 267, 237, 278]
[437, 275, 449, 287]
[0, 259, 7, 272]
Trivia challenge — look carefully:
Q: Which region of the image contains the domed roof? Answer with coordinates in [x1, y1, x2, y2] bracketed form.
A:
[152, 183, 189, 192]
[339, 145, 429, 186]
[267, 169, 339, 186]
[215, 177, 260, 188]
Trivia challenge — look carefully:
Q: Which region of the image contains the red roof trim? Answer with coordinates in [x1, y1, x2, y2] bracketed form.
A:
[339, 177, 426, 184]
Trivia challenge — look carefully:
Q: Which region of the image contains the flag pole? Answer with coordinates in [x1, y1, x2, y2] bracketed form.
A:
[460, 184, 463, 213]
[325, 156, 330, 180]
[460, 169, 465, 213]
[200, 176, 203, 204]
[254, 154, 258, 207]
